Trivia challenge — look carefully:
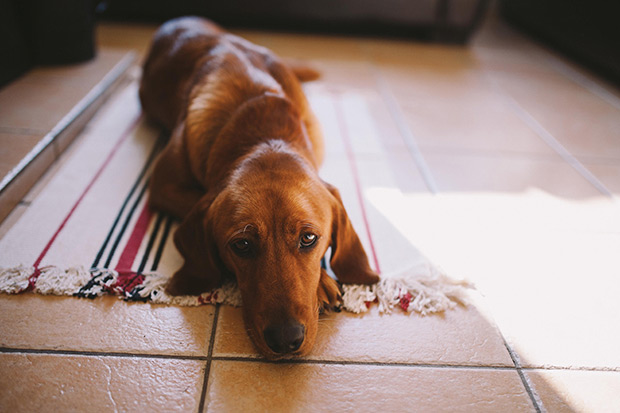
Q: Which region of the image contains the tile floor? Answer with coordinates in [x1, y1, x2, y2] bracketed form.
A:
[1, 9, 620, 413]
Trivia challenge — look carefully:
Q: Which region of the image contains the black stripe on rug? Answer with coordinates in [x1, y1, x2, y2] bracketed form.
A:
[91, 132, 165, 269]
[150, 215, 174, 272]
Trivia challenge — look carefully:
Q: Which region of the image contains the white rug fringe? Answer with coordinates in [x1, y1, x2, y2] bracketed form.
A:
[144, 272, 242, 307]
[0, 265, 33, 293]
[342, 266, 472, 315]
[0, 264, 470, 314]
[35, 266, 94, 295]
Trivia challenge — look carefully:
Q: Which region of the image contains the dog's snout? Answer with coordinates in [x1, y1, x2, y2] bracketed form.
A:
[263, 322, 305, 354]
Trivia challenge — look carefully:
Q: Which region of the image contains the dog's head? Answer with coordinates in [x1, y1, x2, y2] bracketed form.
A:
[167, 140, 378, 358]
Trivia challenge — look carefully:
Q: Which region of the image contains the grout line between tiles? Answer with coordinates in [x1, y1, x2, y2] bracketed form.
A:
[501, 336, 544, 413]
[211, 356, 516, 371]
[0, 346, 209, 361]
[521, 365, 620, 373]
[0, 346, 514, 370]
[1, 345, 617, 372]
[198, 304, 220, 413]
[544, 57, 620, 112]
[484, 72, 613, 198]
[506, 95, 612, 197]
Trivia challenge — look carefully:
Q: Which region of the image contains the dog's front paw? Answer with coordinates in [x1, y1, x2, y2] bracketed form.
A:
[165, 268, 213, 296]
[317, 269, 343, 314]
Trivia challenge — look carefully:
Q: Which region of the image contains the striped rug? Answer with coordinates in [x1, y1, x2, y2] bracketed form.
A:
[0, 81, 468, 314]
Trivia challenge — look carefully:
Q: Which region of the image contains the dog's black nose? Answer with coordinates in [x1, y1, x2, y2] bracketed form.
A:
[263, 323, 305, 354]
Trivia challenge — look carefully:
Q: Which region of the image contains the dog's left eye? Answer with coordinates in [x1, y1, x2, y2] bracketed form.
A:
[230, 239, 251, 256]
[299, 233, 318, 248]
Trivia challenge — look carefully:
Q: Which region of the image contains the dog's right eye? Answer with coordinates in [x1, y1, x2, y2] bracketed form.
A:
[299, 232, 318, 249]
[230, 239, 251, 256]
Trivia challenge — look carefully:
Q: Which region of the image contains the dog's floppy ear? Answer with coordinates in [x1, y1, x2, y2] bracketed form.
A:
[325, 182, 380, 285]
[166, 194, 224, 295]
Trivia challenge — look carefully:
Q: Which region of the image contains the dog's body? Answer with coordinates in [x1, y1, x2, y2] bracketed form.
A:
[140, 17, 378, 358]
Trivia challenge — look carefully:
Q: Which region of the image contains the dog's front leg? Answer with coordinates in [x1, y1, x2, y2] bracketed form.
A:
[317, 269, 343, 313]
[149, 124, 204, 219]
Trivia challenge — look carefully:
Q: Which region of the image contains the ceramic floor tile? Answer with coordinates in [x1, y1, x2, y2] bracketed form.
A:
[251, 32, 366, 62]
[213, 299, 513, 366]
[365, 40, 479, 70]
[310, 60, 376, 92]
[378, 65, 494, 105]
[0, 136, 56, 223]
[0, 49, 132, 132]
[472, 44, 567, 77]
[421, 151, 603, 199]
[399, 98, 556, 156]
[583, 163, 620, 195]
[0, 294, 214, 356]
[489, 71, 620, 161]
[96, 23, 158, 59]
[491, 231, 620, 370]
[370, 190, 620, 370]
[26, 49, 130, 90]
[204, 361, 534, 412]
[381, 150, 430, 193]
[0, 132, 46, 180]
[0, 352, 204, 412]
[0, 77, 86, 134]
[526, 369, 620, 413]
[470, 23, 562, 76]
[360, 87, 417, 154]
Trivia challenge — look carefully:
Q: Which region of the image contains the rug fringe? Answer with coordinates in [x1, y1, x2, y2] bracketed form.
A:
[144, 273, 242, 307]
[0, 265, 33, 293]
[35, 266, 94, 295]
[342, 265, 473, 315]
[0, 264, 470, 314]
[0, 264, 244, 307]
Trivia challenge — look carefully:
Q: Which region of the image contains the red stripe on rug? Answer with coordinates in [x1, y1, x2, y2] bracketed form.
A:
[28, 113, 143, 289]
[110, 201, 153, 295]
[114, 202, 153, 273]
[333, 93, 382, 274]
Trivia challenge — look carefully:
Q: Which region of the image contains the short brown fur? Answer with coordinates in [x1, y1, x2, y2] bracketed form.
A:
[140, 17, 379, 358]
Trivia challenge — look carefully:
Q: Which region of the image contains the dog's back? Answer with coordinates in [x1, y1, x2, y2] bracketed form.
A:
[139, 17, 225, 131]
[140, 17, 324, 165]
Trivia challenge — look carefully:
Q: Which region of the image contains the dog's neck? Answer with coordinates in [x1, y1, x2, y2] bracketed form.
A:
[196, 94, 317, 188]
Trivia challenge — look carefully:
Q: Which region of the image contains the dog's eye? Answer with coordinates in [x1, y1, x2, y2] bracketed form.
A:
[299, 233, 318, 248]
[231, 239, 251, 256]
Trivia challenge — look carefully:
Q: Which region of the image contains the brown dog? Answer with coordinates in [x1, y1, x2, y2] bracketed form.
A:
[139, 17, 379, 358]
